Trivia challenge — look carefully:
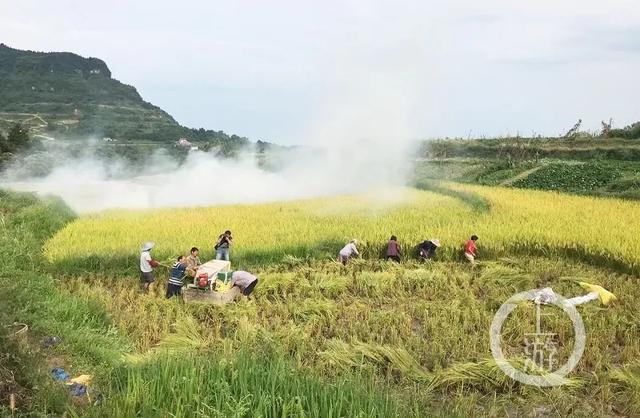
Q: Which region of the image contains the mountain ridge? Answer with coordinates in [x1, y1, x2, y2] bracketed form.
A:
[0, 44, 244, 144]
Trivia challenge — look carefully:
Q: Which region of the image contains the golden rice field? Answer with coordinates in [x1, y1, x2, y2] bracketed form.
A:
[45, 184, 640, 274]
[8, 184, 640, 416]
[60, 257, 640, 417]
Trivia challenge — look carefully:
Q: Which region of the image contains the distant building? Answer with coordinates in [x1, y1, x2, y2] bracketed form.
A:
[177, 138, 193, 147]
[102, 137, 116, 142]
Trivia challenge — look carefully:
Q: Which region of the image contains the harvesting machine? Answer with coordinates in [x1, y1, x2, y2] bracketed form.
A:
[182, 259, 241, 305]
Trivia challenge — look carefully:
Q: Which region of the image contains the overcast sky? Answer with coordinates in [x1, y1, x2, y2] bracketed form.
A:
[1, 0, 639, 144]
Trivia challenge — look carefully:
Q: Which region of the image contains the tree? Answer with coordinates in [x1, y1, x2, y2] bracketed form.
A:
[0, 132, 8, 153]
[5, 123, 30, 153]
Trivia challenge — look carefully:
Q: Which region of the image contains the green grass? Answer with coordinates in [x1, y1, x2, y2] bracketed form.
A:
[414, 158, 640, 200]
[84, 350, 415, 418]
[513, 162, 622, 194]
[419, 137, 640, 162]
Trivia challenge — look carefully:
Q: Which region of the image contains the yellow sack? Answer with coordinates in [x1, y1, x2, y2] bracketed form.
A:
[214, 280, 232, 293]
[67, 374, 93, 386]
[578, 282, 617, 306]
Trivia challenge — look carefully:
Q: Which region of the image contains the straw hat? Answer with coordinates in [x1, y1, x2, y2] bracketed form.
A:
[430, 239, 441, 247]
[141, 241, 155, 252]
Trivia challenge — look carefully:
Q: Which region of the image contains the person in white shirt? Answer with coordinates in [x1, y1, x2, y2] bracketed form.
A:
[139, 241, 159, 293]
[338, 239, 359, 265]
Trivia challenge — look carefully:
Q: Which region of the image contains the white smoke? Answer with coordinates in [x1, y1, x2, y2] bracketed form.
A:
[0, 58, 420, 213]
[0, 136, 416, 213]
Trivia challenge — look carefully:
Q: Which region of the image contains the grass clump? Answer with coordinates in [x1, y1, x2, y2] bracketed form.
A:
[89, 350, 417, 418]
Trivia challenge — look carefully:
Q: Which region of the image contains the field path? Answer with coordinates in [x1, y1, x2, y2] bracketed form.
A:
[500, 164, 545, 186]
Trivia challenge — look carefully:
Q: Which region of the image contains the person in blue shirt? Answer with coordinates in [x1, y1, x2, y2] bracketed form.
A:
[166, 255, 187, 298]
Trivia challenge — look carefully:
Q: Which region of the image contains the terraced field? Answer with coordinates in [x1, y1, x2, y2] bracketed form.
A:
[2, 184, 639, 417]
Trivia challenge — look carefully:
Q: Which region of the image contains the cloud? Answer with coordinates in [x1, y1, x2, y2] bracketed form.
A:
[1, 0, 640, 140]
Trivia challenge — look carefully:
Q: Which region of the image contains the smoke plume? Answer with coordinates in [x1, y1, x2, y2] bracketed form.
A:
[1, 64, 419, 213]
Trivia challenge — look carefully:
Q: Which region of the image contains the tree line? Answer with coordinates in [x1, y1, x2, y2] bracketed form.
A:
[0, 123, 31, 156]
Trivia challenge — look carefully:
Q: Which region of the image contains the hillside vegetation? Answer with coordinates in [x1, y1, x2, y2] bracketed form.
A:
[416, 137, 640, 200]
[0, 44, 246, 145]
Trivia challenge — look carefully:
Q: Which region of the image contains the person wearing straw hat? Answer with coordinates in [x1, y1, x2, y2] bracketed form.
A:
[419, 238, 441, 261]
[338, 239, 360, 265]
[139, 241, 160, 293]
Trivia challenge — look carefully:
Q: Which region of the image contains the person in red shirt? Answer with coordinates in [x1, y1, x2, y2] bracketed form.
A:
[464, 235, 478, 265]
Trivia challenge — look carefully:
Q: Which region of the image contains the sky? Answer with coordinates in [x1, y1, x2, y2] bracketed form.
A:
[1, 0, 639, 145]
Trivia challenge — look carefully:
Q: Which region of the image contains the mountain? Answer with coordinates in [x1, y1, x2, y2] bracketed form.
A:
[0, 44, 244, 144]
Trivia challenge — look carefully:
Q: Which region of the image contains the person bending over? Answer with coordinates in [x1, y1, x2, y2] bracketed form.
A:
[464, 235, 479, 265]
[230, 271, 258, 298]
[386, 235, 401, 262]
[419, 239, 440, 261]
[338, 239, 359, 265]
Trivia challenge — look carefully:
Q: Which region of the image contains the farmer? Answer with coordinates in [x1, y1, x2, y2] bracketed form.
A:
[215, 230, 233, 261]
[185, 247, 202, 277]
[167, 255, 187, 298]
[386, 235, 401, 262]
[464, 235, 479, 265]
[338, 239, 359, 265]
[139, 241, 159, 293]
[229, 271, 258, 298]
[419, 239, 441, 261]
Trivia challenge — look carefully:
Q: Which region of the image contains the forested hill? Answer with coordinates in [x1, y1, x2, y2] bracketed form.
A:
[0, 44, 246, 144]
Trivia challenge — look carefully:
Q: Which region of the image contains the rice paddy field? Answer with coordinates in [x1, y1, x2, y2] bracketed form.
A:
[2, 182, 640, 417]
[45, 183, 640, 273]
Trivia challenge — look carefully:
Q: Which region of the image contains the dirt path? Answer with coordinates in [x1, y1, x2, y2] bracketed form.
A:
[500, 165, 545, 186]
